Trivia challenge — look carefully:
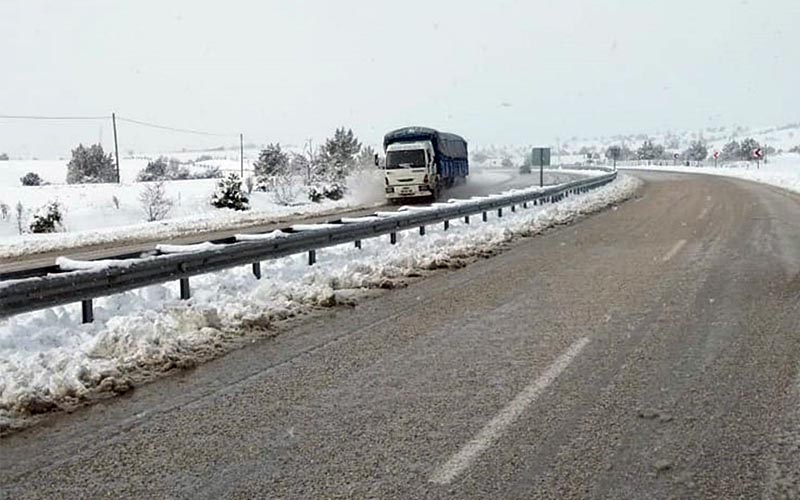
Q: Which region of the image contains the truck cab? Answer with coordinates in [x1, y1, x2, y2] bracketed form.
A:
[381, 126, 468, 202]
[384, 140, 439, 200]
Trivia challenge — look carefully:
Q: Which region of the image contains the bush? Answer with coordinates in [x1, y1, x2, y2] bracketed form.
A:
[191, 165, 222, 179]
[139, 181, 174, 221]
[20, 172, 43, 186]
[308, 182, 345, 203]
[67, 144, 116, 184]
[0, 153, 9, 161]
[211, 174, 250, 211]
[137, 157, 168, 182]
[29, 201, 64, 233]
[0, 202, 9, 220]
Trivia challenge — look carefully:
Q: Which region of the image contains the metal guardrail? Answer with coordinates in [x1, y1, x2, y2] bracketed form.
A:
[0, 172, 616, 323]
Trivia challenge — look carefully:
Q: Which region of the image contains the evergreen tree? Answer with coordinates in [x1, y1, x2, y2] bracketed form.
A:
[29, 201, 64, 233]
[318, 128, 361, 181]
[720, 140, 740, 161]
[684, 140, 708, 162]
[253, 143, 289, 177]
[211, 174, 250, 211]
[739, 138, 761, 160]
[20, 172, 44, 186]
[66, 144, 116, 184]
[636, 139, 665, 161]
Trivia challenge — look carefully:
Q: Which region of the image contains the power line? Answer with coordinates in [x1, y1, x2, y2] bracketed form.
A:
[116, 115, 237, 138]
[0, 114, 107, 120]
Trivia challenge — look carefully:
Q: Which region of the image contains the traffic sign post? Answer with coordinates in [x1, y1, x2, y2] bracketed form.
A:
[753, 148, 763, 169]
[673, 152, 679, 165]
[712, 150, 720, 167]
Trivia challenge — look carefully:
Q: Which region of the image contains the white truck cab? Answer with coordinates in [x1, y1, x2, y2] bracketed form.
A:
[384, 140, 438, 200]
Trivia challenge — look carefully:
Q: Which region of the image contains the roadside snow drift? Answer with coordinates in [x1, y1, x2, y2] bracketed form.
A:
[0, 174, 641, 432]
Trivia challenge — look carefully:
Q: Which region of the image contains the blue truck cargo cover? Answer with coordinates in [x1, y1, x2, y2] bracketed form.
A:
[383, 126, 468, 160]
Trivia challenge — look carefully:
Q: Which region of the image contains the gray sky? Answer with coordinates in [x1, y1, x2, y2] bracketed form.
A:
[1, 0, 798, 157]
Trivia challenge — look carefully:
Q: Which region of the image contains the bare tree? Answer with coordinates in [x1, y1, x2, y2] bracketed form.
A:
[139, 182, 174, 222]
[271, 171, 300, 205]
[15, 202, 25, 234]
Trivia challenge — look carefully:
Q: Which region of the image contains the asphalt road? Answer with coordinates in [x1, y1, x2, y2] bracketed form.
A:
[3, 171, 800, 499]
[0, 169, 576, 276]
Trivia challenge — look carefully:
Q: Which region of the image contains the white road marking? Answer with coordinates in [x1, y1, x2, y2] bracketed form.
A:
[697, 206, 710, 220]
[662, 239, 687, 262]
[429, 337, 591, 485]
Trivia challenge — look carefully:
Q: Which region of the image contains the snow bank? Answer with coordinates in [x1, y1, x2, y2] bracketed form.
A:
[0, 174, 640, 432]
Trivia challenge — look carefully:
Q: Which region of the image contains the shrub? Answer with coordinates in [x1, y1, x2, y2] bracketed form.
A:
[0, 202, 9, 220]
[190, 165, 222, 179]
[67, 144, 116, 184]
[112, 195, 120, 210]
[0, 153, 9, 161]
[137, 157, 169, 182]
[139, 182, 174, 221]
[308, 182, 345, 203]
[211, 174, 249, 211]
[20, 172, 43, 186]
[29, 201, 64, 233]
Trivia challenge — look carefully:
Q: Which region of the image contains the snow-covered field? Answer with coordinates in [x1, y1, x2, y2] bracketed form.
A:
[619, 154, 800, 195]
[0, 173, 640, 432]
[0, 151, 536, 259]
[0, 154, 388, 255]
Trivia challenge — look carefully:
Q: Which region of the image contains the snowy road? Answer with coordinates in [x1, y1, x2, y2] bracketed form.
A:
[4, 171, 800, 498]
[0, 169, 578, 277]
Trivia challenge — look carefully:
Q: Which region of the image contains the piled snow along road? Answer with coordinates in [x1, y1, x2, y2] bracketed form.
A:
[0, 174, 641, 433]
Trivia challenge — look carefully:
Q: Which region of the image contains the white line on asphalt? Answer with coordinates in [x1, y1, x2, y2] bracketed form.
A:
[662, 239, 687, 262]
[697, 206, 709, 220]
[429, 337, 591, 485]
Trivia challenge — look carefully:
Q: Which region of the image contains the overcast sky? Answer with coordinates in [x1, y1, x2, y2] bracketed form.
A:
[1, 0, 798, 157]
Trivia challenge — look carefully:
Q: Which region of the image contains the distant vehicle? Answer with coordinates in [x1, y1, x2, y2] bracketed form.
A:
[380, 126, 469, 201]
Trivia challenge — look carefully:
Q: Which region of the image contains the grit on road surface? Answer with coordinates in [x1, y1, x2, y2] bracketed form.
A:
[0, 169, 577, 276]
[3, 171, 800, 499]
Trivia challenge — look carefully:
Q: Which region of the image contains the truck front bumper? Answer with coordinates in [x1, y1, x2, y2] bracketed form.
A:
[386, 185, 431, 199]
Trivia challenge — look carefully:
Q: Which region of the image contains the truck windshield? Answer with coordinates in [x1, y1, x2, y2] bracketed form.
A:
[386, 150, 426, 169]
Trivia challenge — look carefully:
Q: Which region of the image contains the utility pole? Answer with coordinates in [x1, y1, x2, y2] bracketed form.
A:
[240, 133, 244, 178]
[112, 112, 121, 183]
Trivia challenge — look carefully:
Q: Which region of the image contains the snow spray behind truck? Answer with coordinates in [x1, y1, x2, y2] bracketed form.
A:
[381, 126, 469, 201]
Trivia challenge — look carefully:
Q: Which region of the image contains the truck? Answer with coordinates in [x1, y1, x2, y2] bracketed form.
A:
[381, 126, 469, 201]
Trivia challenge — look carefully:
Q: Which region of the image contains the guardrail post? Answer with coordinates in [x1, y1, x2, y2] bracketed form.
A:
[252, 262, 262, 279]
[511, 205, 516, 213]
[308, 250, 316, 266]
[523, 201, 528, 209]
[497, 208, 503, 218]
[390, 232, 397, 245]
[419, 226, 426, 236]
[81, 299, 93, 324]
[464, 215, 470, 224]
[443, 220, 450, 231]
[355, 240, 362, 249]
[482, 211, 488, 222]
[180, 278, 191, 300]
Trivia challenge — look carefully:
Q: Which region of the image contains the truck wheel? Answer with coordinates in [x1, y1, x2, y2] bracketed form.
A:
[433, 185, 442, 201]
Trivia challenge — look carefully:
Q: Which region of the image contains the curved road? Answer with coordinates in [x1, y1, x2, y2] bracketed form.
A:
[0, 169, 577, 277]
[2, 171, 800, 498]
